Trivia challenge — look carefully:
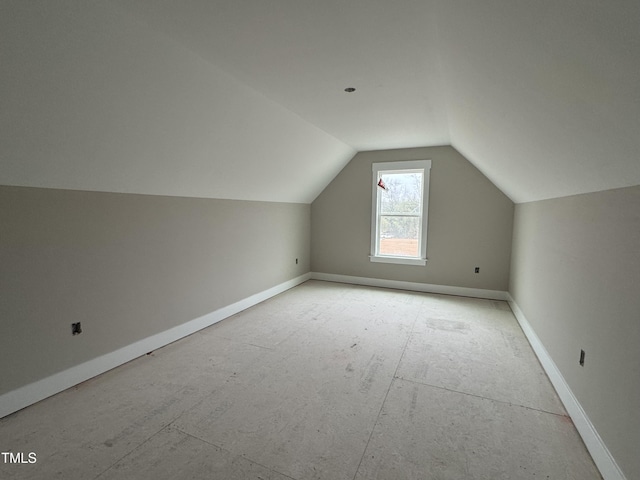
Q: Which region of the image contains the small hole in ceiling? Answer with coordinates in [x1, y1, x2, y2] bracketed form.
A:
[344, 87, 356, 93]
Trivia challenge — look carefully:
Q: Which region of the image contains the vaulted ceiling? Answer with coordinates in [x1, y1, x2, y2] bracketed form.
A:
[2, 1, 639, 203]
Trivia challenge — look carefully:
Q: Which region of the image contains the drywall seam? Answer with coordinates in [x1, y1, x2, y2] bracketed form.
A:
[507, 295, 627, 480]
[0, 273, 311, 419]
[311, 272, 508, 300]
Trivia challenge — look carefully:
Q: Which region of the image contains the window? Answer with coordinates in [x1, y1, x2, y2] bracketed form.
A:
[370, 160, 431, 266]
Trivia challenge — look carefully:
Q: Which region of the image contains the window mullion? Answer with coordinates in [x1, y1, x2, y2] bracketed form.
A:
[379, 213, 421, 218]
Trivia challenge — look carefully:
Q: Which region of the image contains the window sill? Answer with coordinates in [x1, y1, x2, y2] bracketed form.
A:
[369, 255, 427, 266]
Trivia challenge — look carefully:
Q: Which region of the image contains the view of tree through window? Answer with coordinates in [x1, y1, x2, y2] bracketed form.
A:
[378, 171, 423, 257]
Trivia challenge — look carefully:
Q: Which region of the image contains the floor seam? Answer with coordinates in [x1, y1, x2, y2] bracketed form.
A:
[90, 424, 169, 480]
[393, 376, 569, 417]
[174, 427, 299, 480]
[162, 385, 224, 429]
[209, 335, 277, 351]
[351, 312, 420, 480]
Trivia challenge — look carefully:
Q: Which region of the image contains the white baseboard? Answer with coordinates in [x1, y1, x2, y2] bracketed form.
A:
[507, 295, 627, 480]
[3, 273, 624, 480]
[0, 273, 311, 419]
[311, 272, 509, 301]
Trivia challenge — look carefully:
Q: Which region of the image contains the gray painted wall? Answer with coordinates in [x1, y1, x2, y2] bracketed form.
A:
[0, 185, 310, 396]
[510, 186, 640, 480]
[311, 146, 514, 291]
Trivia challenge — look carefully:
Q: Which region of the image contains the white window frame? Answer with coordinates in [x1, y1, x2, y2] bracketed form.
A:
[370, 160, 431, 266]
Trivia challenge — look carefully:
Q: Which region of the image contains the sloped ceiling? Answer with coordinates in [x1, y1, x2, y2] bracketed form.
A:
[2, 1, 639, 203]
[437, 1, 640, 203]
[0, 0, 354, 203]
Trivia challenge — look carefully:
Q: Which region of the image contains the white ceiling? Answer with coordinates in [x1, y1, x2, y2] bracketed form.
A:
[2, 1, 640, 203]
[110, 0, 452, 151]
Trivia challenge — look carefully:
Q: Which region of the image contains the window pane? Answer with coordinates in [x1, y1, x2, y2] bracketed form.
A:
[380, 172, 423, 215]
[379, 216, 420, 257]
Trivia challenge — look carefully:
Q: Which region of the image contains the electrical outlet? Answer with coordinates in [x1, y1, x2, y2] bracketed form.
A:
[579, 349, 585, 366]
[474, 267, 480, 273]
[71, 322, 82, 336]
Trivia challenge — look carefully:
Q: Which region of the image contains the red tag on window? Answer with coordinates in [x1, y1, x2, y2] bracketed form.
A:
[377, 179, 387, 190]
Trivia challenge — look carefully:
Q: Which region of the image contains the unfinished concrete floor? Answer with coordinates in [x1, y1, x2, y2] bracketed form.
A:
[1, 280, 601, 479]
